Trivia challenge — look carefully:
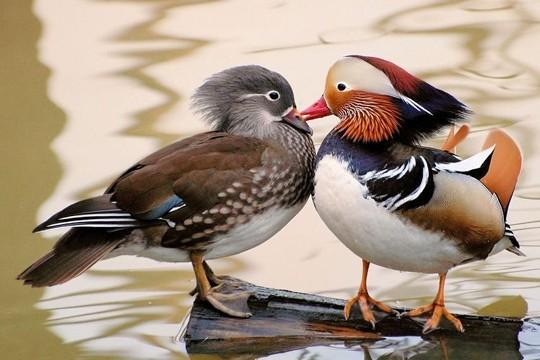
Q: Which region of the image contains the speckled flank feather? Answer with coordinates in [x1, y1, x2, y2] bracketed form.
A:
[157, 125, 315, 250]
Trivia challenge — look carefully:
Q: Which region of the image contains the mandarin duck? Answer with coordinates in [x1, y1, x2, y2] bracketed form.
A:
[18, 65, 315, 318]
[302, 55, 523, 333]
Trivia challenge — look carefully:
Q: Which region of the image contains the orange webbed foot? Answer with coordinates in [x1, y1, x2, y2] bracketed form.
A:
[404, 303, 464, 334]
[344, 291, 398, 328]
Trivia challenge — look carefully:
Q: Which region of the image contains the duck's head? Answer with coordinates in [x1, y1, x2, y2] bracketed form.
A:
[302, 56, 469, 144]
[192, 65, 311, 138]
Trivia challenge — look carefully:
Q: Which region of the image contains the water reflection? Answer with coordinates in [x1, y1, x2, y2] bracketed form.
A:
[0, 0, 77, 358]
[192, 327, 537, 359]
[263, 335, 520, 360]
[39, 265, 192, 358]
[3, 0, 540, 358]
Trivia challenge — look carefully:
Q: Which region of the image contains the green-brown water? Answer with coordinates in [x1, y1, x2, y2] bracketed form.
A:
[2, 0, 540, 358]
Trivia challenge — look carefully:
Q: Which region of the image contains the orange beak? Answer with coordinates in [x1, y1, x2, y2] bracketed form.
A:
[301, 96, 332, 121]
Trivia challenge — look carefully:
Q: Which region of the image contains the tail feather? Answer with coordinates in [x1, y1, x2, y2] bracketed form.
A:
[17, 229, 125, 287]
[506, 246, 526, 257]
[33, 194, 150, 232]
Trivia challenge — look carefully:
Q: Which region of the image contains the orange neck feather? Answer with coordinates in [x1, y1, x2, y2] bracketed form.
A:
[332, 91, 400, 143]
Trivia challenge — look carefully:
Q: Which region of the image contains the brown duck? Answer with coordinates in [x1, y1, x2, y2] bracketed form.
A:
[18, 65, 315, 318]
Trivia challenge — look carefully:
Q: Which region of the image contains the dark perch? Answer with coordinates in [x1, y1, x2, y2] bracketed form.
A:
[183, 280, 523, 358]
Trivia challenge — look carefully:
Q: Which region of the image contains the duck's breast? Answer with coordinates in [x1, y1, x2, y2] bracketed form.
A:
[313, 154, 478, 274]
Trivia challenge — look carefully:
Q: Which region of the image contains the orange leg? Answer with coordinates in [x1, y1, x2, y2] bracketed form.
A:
[403, 273, 464, 333]
[188, 261, 225, 296]
[344, 260, 397, 328]
[191, 252, 211, 298]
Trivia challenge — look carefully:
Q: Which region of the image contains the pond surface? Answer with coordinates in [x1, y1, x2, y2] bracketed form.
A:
[2, 0, 540, 359]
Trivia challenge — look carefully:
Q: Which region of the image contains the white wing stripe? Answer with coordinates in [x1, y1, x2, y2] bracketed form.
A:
[46, 224, 140, 229]
[46, 218, 140, 228]
[362, 157, 416, 181]
[398, 157, 416, 179]
[389, 156, 430, 211]
[59, 213, 134, 220]
[435, 145, 495, 173]
[168, 204, 186, 213]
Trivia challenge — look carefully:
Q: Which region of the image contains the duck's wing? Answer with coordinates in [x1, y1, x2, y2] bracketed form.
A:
[360, 154, 436, 211]
[438, 128, 523, 255]
[34, 132, 270, 233]
[361, 140, 524, 259]
[359, 144, 494, 212]
[33, 194, 150, 232]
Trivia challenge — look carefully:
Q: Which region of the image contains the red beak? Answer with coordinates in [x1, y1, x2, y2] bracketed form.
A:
[301, 96, 331, 121]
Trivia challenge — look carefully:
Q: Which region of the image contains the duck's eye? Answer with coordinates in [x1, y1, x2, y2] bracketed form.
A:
[337, 82, 347, 91]
[266, 90, 280, 101]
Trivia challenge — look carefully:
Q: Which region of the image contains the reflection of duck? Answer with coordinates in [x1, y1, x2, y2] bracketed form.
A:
[302, 55, 524, 333]
[18, 65, 315, 318]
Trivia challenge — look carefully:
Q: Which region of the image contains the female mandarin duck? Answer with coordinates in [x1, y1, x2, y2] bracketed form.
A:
[18, 65, 315, 318]
[302, 55, 523, 333]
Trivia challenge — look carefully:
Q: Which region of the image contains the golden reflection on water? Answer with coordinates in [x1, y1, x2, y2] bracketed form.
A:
[0, 0, 77, 358]
[2, 0, 540, 358]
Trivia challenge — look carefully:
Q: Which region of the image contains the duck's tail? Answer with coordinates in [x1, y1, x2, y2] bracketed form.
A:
[17, 228, 125, 287]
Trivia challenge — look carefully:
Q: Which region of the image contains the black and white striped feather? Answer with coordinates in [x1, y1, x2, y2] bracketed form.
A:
[33, 194, 168, 232]
[434, 145, 495, 179]
[359, 146, 495, 212]
[360, 155, 434, 211]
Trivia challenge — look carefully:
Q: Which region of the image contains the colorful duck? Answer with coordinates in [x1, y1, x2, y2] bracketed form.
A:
[302, 55, 523, 333]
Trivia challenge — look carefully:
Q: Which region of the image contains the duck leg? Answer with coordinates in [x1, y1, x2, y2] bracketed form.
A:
[189, 261, 219, 296]
[202, 261, 221, 285]
[190, 252, 252, 318]
[189, 261, 242, 295]
[403, 273, 464, 333]
[344, 260, 397, 328]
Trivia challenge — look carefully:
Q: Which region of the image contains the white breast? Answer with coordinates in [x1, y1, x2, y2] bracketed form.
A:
[313, 155, 469, 274]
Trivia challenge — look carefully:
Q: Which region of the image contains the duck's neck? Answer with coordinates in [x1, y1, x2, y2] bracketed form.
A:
[269, 123, 315, 167]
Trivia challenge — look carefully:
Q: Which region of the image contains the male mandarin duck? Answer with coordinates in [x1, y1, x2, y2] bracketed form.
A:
[18, 65, 315, 318]
[302, 55, 523, 333]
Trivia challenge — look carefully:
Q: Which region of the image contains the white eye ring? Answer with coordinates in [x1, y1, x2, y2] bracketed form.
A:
[265, 90, 280, 101]
[336, 82, 348, 91]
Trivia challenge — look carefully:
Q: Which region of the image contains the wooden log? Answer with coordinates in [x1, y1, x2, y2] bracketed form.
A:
[183, 280, 523, 358]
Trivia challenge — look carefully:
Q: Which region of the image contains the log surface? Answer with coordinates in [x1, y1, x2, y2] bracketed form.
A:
[183, 281, 523, 357]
